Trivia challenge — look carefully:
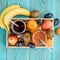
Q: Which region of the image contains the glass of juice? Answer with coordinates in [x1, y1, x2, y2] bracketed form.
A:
[11, 20, 26, 34]
[32, 30, 47, 46]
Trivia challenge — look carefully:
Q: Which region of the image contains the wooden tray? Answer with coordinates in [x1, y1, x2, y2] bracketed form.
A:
[6, 18, 54, 48]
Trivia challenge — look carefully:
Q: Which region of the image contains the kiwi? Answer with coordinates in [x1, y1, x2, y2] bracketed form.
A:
[46, 29, 54, 39]
[30, 10, 40, 18]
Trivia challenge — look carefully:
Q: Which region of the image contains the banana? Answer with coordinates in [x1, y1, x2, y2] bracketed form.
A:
[0, 15, 1, 28]
[0, 5, 20, 30]
[4, 8, 30, 32]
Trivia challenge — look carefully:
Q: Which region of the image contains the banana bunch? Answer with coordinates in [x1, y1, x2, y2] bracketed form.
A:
[0, 5, 30, 32]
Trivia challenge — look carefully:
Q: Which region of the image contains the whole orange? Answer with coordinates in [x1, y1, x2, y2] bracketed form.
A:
[45, 39, 52, 47]
[56, 27, 60, 35]
[27, 20, 38, 33]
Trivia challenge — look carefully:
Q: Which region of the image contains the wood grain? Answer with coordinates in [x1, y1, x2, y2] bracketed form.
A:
[0, 0, 59, 60]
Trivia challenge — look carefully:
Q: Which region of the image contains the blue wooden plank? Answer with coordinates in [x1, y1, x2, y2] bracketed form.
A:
[7, 48, 22, 60]
[30, 0, 56, 18]
[55, 0, 60, 18]
[52, 0, 60, 59]
[29, 48, 40, 60]
[7, 48, 29, 60]
[20, 48, 29, 60]
[29, 48, 52, 60]
[6, 0, 20, 6]
[0, 0, 6, 60]
[0, 0, 6, 13]
[52, 23, 60, 60]
[0, 28, 6, 60]
[52, 0, 60, 60]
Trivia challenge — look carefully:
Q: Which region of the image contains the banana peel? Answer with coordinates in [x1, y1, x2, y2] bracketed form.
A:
[4, 8, 30, 32]
[0, 5, 20, 30]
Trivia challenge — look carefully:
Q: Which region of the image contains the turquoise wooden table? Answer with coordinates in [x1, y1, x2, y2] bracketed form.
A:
[0, 0, 60, 60]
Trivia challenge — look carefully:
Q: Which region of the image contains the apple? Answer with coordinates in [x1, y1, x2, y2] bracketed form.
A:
[8, 34, 18, 45]
[41, 20, 52, 30]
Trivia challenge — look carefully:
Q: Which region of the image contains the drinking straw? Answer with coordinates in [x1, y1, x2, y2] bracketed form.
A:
[4, 16, 19, 27]
[41, 39, 52, 52]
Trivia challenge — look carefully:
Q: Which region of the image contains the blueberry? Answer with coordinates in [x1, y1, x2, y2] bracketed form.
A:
[16, 41, 24, 46]
[28, 43, 35, 48]
[54, 18, 59, 26]
[37, 19, 43, 24]
[44, 13, 53, 18]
